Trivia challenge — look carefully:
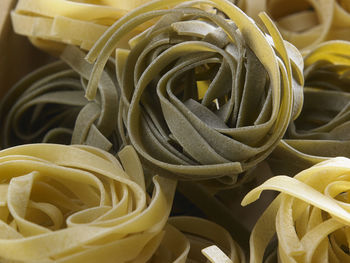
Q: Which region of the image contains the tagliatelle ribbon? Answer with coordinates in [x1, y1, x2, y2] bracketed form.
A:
[11, 12, 110, 52]
[10, 0, 152, 53]
[243, 0, 350, 52]
[242, 157, 350, 263]
[269, 40, 350, 175]
[84, 0, 303, 187]
[0, 46, 120, 152]
[176, 180, 251, 251]
[0, 143, 177, 262]
[156, 216, 246, 263]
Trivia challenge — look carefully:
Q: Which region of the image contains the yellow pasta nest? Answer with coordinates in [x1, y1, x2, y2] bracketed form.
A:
[242, 0, 350, 52]
[0, 143, 245, 262]
[85, 0, 304, 188]
[0, 143, 176, 262]
[242, 157, 350, 262]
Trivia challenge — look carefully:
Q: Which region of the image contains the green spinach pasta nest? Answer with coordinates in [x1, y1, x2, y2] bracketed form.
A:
[85, 0, 304, 187]
[269, 40, 350, 175]
[0, 46, 121, 152]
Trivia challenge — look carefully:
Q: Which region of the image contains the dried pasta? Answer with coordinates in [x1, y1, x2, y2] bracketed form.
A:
[269, 40, 350, 175]
[242, 0, 350, 52]
[0, 46, 120, 152]
[158, 216, 246, 263]
[10, 0, 151, 52]
[85, 0, 303, 187]
[0, 143, 246, 262]
[242, 157, 350, 263]
[0, 143, 176, 262]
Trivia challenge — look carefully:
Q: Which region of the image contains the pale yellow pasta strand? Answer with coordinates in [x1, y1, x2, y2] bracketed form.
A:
[11, 0, 146, 52]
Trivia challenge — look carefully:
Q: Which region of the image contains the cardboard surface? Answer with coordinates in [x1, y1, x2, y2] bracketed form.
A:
[0, 0, 53, 98]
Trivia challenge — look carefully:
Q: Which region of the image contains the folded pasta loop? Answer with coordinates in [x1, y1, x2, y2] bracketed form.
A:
[86, 0, 303, 187]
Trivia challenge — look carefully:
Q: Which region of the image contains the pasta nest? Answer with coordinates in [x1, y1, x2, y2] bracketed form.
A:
[243, 157, 350, 263]
[0, 144, 176, 262]
[0, 46, 120, 152]
[85, 0, 304, 188]
[242, 0, 350, 52]
[269, 40, 350, 175]
[0, 143, 245, 263]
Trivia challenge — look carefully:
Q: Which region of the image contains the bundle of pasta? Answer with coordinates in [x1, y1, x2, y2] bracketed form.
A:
[269, 40, 350, 175]
[242, 157, 350, 263]
[0, 143, 177, 262]
[0, 143, 245, 262]
[0, 46, 120, 152]
[85, 0, 303, 188]
[10, 0, 154, 53]
[242, 0, 350, 52]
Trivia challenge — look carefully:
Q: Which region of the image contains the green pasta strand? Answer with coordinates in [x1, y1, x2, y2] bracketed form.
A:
[0, 46, 121, 152]
[269, 40, 350, 175]
[86, 0, 303, 187]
